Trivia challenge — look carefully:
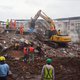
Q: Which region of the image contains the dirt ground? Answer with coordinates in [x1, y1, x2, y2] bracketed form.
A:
[7, 57, 80, 80]
[3, 48, 80, 80]
[0, 29, 80, 80]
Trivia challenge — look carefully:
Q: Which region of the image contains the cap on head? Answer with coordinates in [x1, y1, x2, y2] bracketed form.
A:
[46, 58, 52, 64]
[0, 56, 6, 61]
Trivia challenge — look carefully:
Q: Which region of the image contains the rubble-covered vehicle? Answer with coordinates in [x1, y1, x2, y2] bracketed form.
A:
[30, 10, 71, 48]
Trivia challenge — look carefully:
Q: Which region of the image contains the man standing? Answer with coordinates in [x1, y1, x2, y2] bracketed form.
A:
[0, 56, 9, 80]
[23, 47, 29, 62]
[20, 23, 24, 35]
[13, 20, 16, 29]
[29, 44, 35, 63]
[57, 29, 61, 35]
[6, 19, 9, 29]
[41, 58, 55, 80]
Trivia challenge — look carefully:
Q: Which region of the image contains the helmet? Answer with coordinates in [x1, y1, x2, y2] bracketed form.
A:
[0, 56, 6, 61]
[46, 58, 52, 64]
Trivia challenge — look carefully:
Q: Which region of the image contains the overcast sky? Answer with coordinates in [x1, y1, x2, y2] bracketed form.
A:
[0, 0, 80, 21]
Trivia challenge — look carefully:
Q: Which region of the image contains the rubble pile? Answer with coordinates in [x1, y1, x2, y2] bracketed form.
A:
[0, 21, 80, 80]
[6, 57, 80, 80]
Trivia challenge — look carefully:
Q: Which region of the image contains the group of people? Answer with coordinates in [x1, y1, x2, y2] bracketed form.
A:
[14, 40, 45, 63]
[0, 56, 55, 80]
[0, 38, 55, 80]
[22, 43, 55, 80]
[6, 19, 24, 35]
[23, 44, 35, 63]
[6, 19, 16, 29]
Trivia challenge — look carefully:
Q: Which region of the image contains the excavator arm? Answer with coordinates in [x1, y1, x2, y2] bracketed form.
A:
[29, 10, 55, 31]
[33, 10, 56, 30]
[28, 10, 41, 29]
[33, 10, 41, 21]
[40, 11, 56, 30]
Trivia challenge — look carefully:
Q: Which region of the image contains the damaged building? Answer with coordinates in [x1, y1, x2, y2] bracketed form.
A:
[55, 16, 80, 43]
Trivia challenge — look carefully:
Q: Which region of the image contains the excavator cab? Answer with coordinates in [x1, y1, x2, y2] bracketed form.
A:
[45, 30, 57, 38]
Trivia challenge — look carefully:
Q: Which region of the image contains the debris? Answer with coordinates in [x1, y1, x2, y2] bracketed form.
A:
[0, 20, 80, 80]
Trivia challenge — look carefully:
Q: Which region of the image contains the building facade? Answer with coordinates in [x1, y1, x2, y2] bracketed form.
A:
[55, 17, 80, 43]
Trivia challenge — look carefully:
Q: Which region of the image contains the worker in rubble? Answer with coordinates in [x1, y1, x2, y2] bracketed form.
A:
[41, 58, 55, 80]
[20, 23, 24, 35]
[0, 56, 10, 80]
[23, 47, 29, 62]
[6, 19, 9, 29]
[57, 29, 61, 35]
[13, 20, 16, 29]
[28, 44, 35, 63]
[10, 19, 13, 29]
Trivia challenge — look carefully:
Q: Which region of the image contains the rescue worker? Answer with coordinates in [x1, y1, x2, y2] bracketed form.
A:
[23, 47, 29, 62]
[29, 44, 35, 63]
[13, 20, 16, 29]
[57, 29, 61, 35]
[20, 24, 24, 35]
[0, 56, 9, 80]
[10, 19, 13, 29]
[41, 58, 55, 80]
[6, 19, 9, 29]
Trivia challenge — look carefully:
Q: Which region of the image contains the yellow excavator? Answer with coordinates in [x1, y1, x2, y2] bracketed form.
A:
[32, 10, 71, 47]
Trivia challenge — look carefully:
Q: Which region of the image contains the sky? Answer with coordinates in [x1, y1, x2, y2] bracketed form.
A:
[0, 0, 80, 21]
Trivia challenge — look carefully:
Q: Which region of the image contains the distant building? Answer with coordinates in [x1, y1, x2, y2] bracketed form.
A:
[15, 19, 29, 28]
[55, 16, 80, 42]
[1, 16, 80, 43]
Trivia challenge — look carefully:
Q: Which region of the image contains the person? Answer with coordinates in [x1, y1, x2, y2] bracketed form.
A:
[13, 20, 16, 29]
[57, 29, 61, 35]
[20, 24, 24, 35]
[0, 56, 9, 80]
[6, 19, 9, 29]
[41, 58, 55, 80]
[28, 44, 35, 63]
[23, 47, 29, 62]
[10, 19, 13, 29]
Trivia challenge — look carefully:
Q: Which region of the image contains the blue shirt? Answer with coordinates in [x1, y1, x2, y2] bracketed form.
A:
[0, 63, 9, 77]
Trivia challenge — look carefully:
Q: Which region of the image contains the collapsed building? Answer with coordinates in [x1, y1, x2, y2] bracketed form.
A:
[1, 16, 80, 43]
[0, 14, 80, 80]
